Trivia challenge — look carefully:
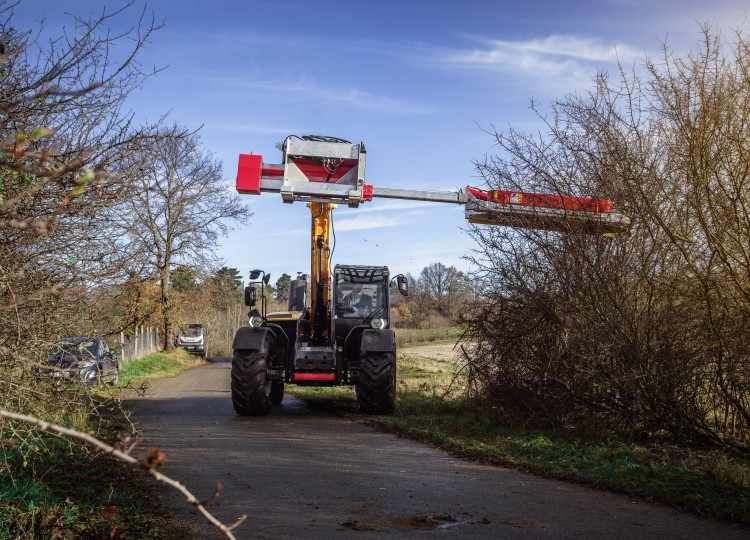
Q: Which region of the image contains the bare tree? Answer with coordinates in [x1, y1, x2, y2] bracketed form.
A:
[0, 4, 253, 537]
[0, 1, 166, 359]
[461, 23, 750, 446]
[418, 262, 470, 317]
[113, 127, 251, 350]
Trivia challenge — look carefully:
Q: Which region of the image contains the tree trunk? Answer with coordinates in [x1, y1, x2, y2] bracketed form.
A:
[160, 268, 174, 352]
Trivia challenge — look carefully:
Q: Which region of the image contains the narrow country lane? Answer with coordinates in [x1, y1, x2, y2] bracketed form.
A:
[124, 358, 748, 539]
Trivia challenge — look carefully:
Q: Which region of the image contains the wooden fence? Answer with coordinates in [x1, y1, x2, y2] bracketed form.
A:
[119, 326, 159, 363]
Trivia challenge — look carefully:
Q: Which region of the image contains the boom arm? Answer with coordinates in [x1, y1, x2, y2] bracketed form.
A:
[236, 136, 631, 339]
[308, 202, 332, 345]
[237, 136, 630, 236]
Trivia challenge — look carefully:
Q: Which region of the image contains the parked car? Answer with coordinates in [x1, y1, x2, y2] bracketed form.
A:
[44, 337, 119, 385]
[174, 324, 206, 357]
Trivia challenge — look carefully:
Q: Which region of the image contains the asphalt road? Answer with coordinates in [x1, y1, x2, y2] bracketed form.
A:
[124, 357, 749, 540]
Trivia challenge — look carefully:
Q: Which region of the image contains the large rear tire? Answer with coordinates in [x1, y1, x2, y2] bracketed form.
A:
[356, 351, 396, 415]
[231, 337, 273, 416]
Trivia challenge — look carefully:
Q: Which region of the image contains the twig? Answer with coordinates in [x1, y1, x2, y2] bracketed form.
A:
[0, 408, 247, 539]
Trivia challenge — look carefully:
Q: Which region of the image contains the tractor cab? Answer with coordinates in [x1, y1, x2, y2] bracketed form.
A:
[334, 266, 391, 332]
[333, 265, 407, 367]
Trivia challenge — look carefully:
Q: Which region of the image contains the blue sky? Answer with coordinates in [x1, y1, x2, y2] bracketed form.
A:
[17, 1, 749, 283]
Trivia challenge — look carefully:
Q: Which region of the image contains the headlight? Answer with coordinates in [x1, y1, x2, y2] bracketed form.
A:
[370, 318, 387, 330]
[81, 369, 98, 380]
[72, 360, 96, 369]
[249, 316, 264, 328]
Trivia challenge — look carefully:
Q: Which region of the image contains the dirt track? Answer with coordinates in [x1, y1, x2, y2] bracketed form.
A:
[124, 349, 749, 539]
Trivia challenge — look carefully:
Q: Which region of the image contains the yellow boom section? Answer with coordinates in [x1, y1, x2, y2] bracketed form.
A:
[308, 202, 333, 344]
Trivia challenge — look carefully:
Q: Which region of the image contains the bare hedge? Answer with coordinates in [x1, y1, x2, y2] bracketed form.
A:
[461, 25, 750, 447]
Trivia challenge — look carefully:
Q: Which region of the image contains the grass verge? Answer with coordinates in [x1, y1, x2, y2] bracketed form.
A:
[119, 348, 206, 386]
[394, 326, 463, 348]
[0, 425, 172, 539]
[289, 344, 750, 527]
[1, 349, 203, 539]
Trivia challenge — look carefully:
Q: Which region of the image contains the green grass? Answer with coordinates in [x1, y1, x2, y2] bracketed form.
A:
[379, 393, 750, 524]
[290, 345, 750, 526]
[394, 326, 462, 348]
[1, 350, 202, 540]
[119, 349, 205, 385]
[0, 417, 174, 539]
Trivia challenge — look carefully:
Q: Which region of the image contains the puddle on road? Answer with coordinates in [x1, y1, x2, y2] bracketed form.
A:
[341, 511, 490, 532]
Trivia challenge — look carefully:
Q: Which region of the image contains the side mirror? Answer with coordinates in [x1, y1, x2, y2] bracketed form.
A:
[244, 285, 257, 307]
[263, 273, 271, 285]
[396, 274, 409, 297]
[249, 269, 262, 280]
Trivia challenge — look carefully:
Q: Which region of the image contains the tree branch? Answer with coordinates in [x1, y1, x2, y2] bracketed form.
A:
[0, 408, 247, 539]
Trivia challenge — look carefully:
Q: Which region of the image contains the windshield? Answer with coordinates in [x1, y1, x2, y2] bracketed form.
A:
[53, 340, 98, 358]
[180, 326, 203, 337]
[335, 277, 383, 319]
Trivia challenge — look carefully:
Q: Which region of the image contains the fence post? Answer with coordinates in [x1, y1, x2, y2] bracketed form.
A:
[120, 331, 125, 363]
[135, 326, 140, 359]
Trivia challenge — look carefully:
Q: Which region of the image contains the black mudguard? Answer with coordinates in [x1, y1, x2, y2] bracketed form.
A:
[360, 328, 396, 353]
[232, 326, 273, 351]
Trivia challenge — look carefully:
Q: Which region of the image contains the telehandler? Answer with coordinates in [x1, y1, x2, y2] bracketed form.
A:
[230, 135, 629, 416]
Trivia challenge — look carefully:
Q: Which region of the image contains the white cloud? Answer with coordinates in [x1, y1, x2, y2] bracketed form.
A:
[437, 34, 643, 86]
[335, 88, 432, 115]
[206, 122, 304, 135]
[512, 35, 641, 62]
[335, 211, 424, 232]
[254, 226, 309, 238]
[341, 199, 437, 214]
[189, 71, 430, 115]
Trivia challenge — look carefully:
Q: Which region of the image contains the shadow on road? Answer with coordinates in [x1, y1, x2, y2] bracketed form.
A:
[205, 355, 231, 364]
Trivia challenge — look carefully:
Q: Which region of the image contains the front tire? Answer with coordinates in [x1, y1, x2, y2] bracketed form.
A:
[231, 337, 273, 416]
[356, 351, 396, 415]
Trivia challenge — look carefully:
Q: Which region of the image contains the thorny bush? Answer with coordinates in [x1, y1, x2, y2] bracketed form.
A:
[461, 25, 750, 448]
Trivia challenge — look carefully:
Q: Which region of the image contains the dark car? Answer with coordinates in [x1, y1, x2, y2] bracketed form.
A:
[44, 337, 119, 385]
